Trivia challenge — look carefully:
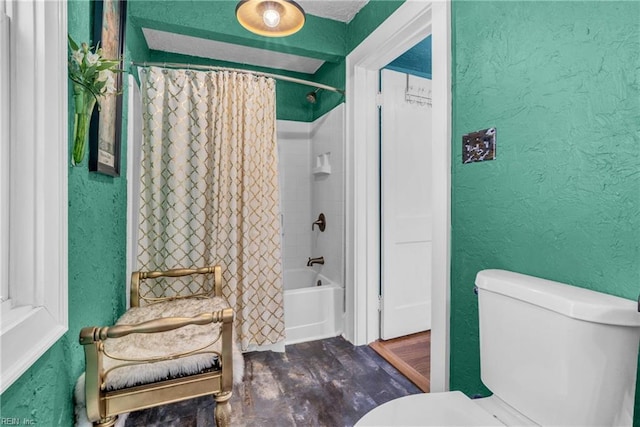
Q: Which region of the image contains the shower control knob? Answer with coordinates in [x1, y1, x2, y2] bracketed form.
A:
[312, 213, 326, 232]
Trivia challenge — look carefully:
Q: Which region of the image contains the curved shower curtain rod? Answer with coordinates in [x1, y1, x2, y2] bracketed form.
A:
[131, 61, 346, 95]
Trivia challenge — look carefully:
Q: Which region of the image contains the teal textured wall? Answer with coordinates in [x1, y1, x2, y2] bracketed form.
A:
[309, 61, 346, 121]
[0, 1, 128, 424]
[346, 0, 404, 52]
[384, 36, 432, 79]
[450, 1, 640, 424]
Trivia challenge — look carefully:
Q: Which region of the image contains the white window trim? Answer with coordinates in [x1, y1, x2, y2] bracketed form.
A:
[1, 4, 10, 305]
[0, 0, 68, 393]
[126, 75, 142, 309]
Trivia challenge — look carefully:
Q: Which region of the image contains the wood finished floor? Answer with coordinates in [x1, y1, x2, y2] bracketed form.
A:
[369, 331, 430, 392]
[125, 336, 422, 427]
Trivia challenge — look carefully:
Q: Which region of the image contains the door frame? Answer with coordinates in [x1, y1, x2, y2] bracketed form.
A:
[344, 0, 451, 392]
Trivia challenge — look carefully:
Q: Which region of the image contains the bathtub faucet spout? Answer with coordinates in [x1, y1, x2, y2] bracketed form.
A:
[307, 256, 325, 267]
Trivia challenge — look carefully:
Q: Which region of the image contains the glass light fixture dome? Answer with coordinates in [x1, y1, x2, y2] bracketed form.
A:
[236, 0, 305, 37]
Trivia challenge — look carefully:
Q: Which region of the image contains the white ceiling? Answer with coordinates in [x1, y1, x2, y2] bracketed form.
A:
[298, 0, 369, 23]
[143, 28, 326, 74]
[142, 1, 369, 74]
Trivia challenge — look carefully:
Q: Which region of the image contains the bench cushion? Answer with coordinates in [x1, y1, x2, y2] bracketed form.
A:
[102, 297, 243, 390]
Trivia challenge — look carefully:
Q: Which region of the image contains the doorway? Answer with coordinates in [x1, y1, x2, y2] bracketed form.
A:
[344, 1, 452, 393]
[371, 37, 433, 393]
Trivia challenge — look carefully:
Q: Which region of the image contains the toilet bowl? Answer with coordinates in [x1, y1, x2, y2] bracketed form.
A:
[355, 392, 536, 426]
[356, 270, 640, 426]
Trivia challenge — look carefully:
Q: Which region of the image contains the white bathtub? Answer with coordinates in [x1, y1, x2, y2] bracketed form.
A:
[283, 268, 343, 345]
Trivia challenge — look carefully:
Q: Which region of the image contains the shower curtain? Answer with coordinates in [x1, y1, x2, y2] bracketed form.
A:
[137, 66, 285, 350]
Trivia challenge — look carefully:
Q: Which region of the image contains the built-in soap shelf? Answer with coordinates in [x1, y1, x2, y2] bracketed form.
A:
[313, 152, 331, 175]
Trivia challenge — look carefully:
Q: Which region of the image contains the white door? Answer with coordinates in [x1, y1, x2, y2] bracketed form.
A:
[380, 69, 432, 340]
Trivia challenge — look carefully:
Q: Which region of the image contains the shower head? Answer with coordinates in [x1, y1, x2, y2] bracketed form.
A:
[306, 88, 320, 104]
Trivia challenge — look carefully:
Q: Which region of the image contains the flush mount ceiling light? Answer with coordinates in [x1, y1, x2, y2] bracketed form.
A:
[236, 0, 305, 37]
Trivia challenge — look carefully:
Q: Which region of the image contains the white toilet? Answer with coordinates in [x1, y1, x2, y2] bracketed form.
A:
[356, 269, 640, 426]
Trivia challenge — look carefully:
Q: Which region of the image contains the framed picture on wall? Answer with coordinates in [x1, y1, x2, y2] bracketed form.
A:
[89, 0, 127, 177]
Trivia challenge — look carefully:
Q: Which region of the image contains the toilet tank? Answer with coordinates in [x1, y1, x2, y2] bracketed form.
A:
[475, 270, 640, 426]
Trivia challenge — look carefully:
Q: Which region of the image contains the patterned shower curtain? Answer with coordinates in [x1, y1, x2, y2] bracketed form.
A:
[137, 66, 285, 350]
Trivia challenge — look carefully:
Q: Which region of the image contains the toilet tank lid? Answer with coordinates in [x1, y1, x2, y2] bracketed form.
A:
[475, 270, 640, 327]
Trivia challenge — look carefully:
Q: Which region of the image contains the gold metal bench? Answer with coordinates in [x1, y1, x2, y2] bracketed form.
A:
[79, 265, 240, 426]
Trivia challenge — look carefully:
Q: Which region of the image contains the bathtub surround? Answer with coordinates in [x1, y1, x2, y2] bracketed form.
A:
[278, 104, 345, 287]
[136, 67, 285, 350]
[278, 121, 313, 271]
[278, 104, 345, 345]
[311, 105, 345, 286]
[450, 1, 640, 424]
